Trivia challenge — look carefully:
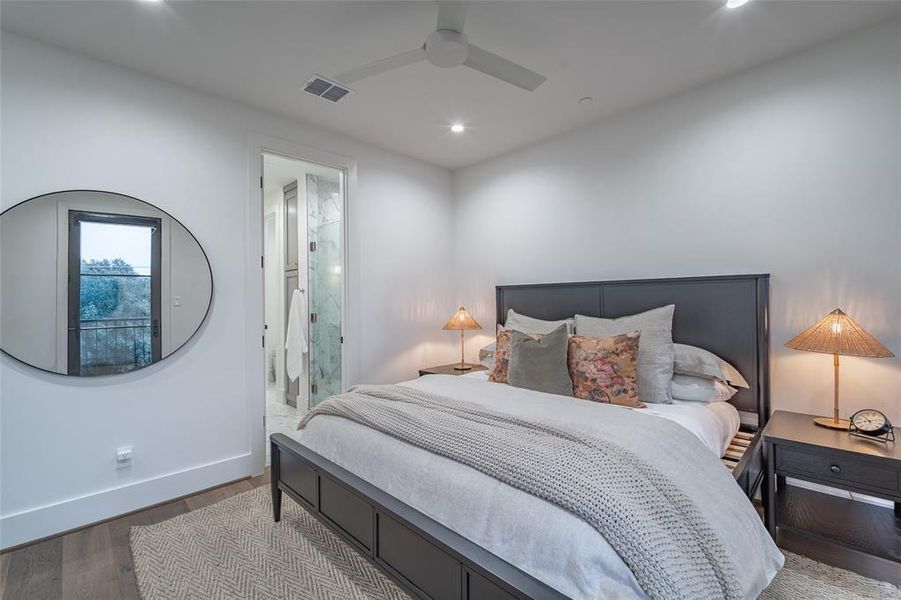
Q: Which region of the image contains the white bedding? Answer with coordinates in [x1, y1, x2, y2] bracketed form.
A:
[292, 374, 781, 599]
[462, 370, 740, 458]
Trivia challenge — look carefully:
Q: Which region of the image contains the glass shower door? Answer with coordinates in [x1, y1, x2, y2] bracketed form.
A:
[306, 172, 343, 405]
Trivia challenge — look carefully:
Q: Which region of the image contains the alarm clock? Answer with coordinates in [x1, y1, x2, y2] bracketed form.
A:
[848, 409, 895, 443]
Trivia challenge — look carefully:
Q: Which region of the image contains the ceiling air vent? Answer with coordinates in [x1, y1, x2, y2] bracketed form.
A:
[302, 75, 353, 103]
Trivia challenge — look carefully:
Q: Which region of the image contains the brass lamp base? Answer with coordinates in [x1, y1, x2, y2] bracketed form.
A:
[811, 353, 850, 430]
[813, 416, 851, 430]
[453, 364, 473, 371]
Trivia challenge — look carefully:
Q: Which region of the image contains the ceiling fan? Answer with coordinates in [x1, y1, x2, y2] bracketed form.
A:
[303, 1, 546, 102]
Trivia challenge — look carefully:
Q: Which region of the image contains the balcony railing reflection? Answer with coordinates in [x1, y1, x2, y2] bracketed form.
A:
[79, 317, 152, 375]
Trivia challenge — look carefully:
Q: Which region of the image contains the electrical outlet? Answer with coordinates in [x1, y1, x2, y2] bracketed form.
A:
[116, 447, 133, 469]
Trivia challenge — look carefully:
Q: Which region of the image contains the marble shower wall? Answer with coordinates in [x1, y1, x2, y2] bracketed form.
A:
[307, 174, 342, 404]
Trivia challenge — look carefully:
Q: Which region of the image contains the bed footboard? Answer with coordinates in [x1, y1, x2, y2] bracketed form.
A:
[270, 433, 566, 600]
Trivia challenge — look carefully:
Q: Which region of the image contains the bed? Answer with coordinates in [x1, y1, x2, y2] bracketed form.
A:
[270, 274, 779, 599]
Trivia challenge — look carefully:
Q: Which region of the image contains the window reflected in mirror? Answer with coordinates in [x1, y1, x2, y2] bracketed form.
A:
[69, 212, 161, 375]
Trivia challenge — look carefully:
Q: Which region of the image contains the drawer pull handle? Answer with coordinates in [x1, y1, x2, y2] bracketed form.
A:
[829, 464, 841, 474]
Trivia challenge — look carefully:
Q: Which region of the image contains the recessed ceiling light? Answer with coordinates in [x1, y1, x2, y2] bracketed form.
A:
[725, 0, 752, 8]
[450, 123, 465, 133]
[579, 97, 593, 105]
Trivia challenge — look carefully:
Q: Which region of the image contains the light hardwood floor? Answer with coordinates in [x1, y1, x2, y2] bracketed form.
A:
[0, 471, 270, 600]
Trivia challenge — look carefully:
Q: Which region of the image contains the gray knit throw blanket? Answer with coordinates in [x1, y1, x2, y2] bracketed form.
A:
[298, 384, 741, 600]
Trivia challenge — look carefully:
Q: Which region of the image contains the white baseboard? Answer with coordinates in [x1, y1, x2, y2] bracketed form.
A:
[0, 452, 256, 550]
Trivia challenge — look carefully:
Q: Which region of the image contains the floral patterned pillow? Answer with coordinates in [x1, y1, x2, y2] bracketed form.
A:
[488, 328, 514, 383]
[568, 331, 644, 408]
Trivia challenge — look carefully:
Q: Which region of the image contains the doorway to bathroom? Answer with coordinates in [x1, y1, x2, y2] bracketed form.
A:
[262, 152, 345, 464]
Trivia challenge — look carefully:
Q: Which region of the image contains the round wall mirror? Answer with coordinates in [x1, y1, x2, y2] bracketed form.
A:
[1, 190, 213, 376]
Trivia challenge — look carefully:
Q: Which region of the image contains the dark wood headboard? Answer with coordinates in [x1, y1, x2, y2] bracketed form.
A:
[496, 274, 770, 428]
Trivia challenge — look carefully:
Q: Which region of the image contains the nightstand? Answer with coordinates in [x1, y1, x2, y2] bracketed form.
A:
[762, 410, 901, 584]
[418, 363, 488, 377]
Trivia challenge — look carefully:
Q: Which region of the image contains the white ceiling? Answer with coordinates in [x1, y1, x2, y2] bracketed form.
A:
[3, 1, 898, 169]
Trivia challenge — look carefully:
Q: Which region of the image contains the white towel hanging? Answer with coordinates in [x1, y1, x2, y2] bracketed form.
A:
[285, 289, 308, 382]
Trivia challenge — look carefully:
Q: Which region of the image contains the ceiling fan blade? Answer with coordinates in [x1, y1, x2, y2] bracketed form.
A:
[436, 1, 467, 33]
[463, 44, 546, 91]
[334, 48, 426, 84]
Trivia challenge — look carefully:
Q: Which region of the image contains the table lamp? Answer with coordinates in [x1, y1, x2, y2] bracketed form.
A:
[785, 308, 894, 429]
[443, 307, 482, 371]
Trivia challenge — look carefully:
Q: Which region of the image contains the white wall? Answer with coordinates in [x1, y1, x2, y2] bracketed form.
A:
[167, 215, 213, 353]
[453, 21, 901, 420]
[0, 32, 456, 548]
[0, 195, 57, 371]
[263, 185, 287, 393]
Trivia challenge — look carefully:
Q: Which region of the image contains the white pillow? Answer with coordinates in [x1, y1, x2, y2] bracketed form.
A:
[505, 309, 575, 335]
[479, 342, 496, 368]
[670, 374, 738, 403]
[673, 344, 749, 389]
[575, 305, 675, 404]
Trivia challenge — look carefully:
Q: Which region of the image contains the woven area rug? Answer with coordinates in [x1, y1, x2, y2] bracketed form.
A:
[131, 486, 408, 599]
[760, 552, 901, 600]
[131, 486, 901, 599]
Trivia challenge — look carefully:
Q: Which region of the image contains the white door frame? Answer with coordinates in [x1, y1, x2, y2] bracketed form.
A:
[246, 131, 355, 474]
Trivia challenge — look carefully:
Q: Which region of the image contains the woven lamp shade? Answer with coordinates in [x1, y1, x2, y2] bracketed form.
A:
[442, 307, 481, 331]
[785, 309, 893, 358]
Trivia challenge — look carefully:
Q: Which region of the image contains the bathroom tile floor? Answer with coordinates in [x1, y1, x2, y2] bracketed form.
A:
[266, 389, 306, 465]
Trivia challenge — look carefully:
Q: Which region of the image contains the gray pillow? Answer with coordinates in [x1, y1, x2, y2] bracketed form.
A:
[507, 325, 573, 397]
[505, 309, 575, 335]
[575, 305, 675, 403]
[673, 344, 749, 389]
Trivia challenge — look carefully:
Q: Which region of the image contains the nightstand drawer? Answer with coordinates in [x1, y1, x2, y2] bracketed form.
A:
[776, 445, 900, 495]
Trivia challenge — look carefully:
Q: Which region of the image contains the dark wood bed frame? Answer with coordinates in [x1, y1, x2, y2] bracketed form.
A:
[270, 273, 771, 600]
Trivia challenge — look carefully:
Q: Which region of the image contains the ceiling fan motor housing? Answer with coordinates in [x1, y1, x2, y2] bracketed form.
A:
[323, 2, 546, 93]
[426, 29, 469, 67]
